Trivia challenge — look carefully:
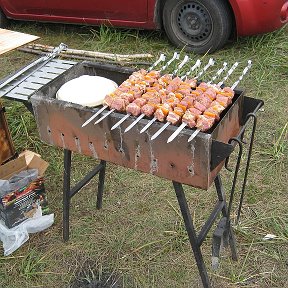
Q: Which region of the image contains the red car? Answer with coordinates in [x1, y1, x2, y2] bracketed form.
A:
[0, 0, 287, 54]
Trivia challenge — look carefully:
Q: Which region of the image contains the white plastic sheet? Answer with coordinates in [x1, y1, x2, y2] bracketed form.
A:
[0, 206, 54, 256]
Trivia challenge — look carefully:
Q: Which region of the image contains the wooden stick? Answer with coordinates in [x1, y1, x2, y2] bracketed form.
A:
[18, 47, 151, 66]
[24, 43, 153, 61]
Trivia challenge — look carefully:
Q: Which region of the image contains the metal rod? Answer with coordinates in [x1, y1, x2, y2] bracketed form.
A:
[207, 62, 228, 84]
[236, 113, 257, 223]
[94, 109, 115, 124]
[194, 58, 215, 79]
[0, 43, 67, 96]
[231, 60, 252, 90]
[168, 63, 229, 143]
[96, 160, 106, 210]
[160, 52, 179, 72]
[82, 105, 108, 127]
[226, 138, 243, 221]
[150, 59, 216, 140]
[214, 175, 238, 261]
[63, 149, 72, 242]
[150, 122, 170, 140]
[167, 122, 187, 143]
[181, 59, 201, 80]
[140, 117, 157, 133]
[102, 54, 188, 130]
[124, 113, 145, 132]
[187, 62, 241, 143]
[148, 53, 166, 71]
[172, 181, 212, 288]
[172, 55, 189, 75]
[83, 54, 167, 127]
[187, 128, 201, 142]
[197, 201, 224, 246]
[217, 62, 239, 87]
[111, 113, 130, 130]
[70, 162, 105, 198]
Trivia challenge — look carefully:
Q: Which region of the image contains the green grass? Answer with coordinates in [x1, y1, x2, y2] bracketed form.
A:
[0, 20, 287, 287]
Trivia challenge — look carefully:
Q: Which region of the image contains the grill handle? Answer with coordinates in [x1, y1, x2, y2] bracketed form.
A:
[210, 141, 234, 171]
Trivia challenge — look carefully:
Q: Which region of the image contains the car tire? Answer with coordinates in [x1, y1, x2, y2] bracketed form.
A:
[163, 0, 232, 54]
[0, 9, 8, 28]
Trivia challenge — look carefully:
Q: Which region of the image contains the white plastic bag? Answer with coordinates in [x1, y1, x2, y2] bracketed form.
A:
[0, 206, 54, 256]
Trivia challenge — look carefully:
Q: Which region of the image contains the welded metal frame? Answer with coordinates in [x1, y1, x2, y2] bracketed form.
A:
[60, 97, 263, 287]
[62, 149, 106, 242]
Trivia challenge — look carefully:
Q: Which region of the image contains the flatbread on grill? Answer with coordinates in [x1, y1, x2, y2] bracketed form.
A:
[56, 75, 118, 107]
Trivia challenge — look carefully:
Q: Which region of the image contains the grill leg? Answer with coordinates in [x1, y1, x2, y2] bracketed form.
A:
[96, 160, 106, 209]
[63, 149, 72, 242]
[212, 217, 226, 270]
[214, 175, 238, 261]
[173, 181, 211, 288]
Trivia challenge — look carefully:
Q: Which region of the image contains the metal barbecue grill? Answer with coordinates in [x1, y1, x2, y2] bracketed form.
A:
[31, 61, 248, 190]
[1, 51, 263, 287]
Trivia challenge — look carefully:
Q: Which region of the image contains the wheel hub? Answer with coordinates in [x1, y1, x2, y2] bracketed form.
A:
[177, 2, 212, 42]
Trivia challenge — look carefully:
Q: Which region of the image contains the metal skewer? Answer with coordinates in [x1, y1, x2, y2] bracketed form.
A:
[217, 61, 239, 87]
[139, 117, 157, 133]
[160, 52, 179, 71]
[181, 59, 202, 80]
[140, 59, 201, 134]
[167, 63, 228, 143]
[172, 55, 189, 76]
[123, 55, 190, 133]
[231, 60, 252, 90]
[187, 60, 252, 143]
[95, 53, 181, 126]
[111, 54, 187, 131]
[207, 62, 227, 84]
[0, 43, 67, 94]
[148, 53, 166, 71]
[194, 58, 215, 79]
[149, 58, 215, 140]
[82, 54, 167, 127]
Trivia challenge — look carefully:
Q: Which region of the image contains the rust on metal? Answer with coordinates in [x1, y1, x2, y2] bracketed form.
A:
[31, 62, 244, 190]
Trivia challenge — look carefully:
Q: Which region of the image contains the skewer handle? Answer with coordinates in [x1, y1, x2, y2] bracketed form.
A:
[173, 55, 189, 75]
[208, 62, 228, 84]
[148, 53, 166, 71]
[160, 52, 179, 71]
[231, 60, 252, 90]
[195, 58, 215, 79]
[218, 62, 239, 86]
[181, 59, 201, 80]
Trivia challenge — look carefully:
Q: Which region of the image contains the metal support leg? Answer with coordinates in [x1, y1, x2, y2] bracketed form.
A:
[63, 149, 71, 242]
[173, 181, 211, 288]
[211, 217, 226, 270]
[237, 113, 257, 223]
[96, 160, 106, 209]
[214, 175, 238, 261]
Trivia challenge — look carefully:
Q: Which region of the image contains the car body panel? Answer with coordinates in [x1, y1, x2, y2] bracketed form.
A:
[44, 0, 148, 22]
[0, 0, 48, 15]
[0, 0, 287, 35]
[229, 0, 287, 36]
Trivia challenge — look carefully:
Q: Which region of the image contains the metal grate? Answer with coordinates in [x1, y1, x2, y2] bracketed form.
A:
[0, 59, 76, 101]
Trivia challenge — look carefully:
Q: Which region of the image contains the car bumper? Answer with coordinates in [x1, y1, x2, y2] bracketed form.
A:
[230, 0, 288, 36]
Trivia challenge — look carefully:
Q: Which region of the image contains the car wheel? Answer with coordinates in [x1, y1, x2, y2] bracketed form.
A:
[0, 9, 8, 28]
[163, 0, 232, 54]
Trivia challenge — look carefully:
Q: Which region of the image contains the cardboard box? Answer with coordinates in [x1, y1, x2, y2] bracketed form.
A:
[0, 150, 49, 228]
